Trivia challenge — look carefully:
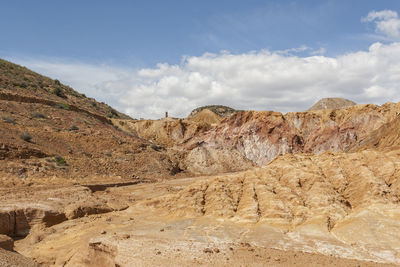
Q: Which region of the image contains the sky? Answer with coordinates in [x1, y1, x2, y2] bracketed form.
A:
[2, 0, 400, 118]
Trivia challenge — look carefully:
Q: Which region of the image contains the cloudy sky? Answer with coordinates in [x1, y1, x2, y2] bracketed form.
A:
[2, 1, 400, 118]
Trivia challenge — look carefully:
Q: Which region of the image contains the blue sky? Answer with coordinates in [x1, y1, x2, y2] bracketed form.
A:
[2, 1, 400, 118]
[2, 0, 400, 65]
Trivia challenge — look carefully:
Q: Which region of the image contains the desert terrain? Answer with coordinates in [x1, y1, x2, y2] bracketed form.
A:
[1, 58, 400, 266]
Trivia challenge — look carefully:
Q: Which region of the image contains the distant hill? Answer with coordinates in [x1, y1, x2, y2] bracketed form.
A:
[188, 105, 236, 118]
[307, 98, 356, 111]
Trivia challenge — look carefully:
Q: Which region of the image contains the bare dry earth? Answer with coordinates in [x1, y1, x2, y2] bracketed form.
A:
[2, 148, 399, 266]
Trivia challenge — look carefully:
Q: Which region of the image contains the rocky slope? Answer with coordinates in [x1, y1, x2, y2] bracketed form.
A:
[0, 59, 184, 182]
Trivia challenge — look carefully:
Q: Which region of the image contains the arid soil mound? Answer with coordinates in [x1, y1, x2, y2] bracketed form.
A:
[307, 97, 357, 111]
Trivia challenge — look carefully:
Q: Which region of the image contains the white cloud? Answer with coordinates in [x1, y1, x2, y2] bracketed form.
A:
[362, 10, 400, 39]
[9, 42, 400, 119]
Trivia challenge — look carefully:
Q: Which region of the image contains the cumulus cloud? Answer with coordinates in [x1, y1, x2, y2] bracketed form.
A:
[362, 10, 400, 39]
[10, 41, 400, 119]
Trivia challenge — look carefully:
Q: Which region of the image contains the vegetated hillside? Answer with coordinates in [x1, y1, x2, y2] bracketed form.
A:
[0, 59, 183, 184]
[307, 97, 356, 111]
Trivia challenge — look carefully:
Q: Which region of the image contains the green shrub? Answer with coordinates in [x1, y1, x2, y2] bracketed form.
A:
[54, 155, 67, 166]
[20, 133, 32, 142]
[54, 79, 61, 85]
[52, 87, 66, 98]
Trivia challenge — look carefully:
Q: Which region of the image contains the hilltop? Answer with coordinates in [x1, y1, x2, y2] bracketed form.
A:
[188, 105, 237, 118]
[307, 97, 356, 111]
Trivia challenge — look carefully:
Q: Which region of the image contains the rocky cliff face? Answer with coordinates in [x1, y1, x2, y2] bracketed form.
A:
[184, 102, 400, 174]
[113, 102, 400, 175]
